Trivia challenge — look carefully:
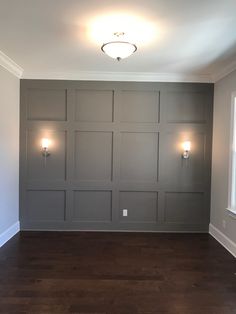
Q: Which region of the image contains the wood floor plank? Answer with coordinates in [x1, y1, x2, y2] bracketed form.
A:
[0, 232, 235, 314]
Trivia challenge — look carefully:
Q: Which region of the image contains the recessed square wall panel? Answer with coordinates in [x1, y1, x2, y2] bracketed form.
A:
[165, 92, 206, 123]
[119, 191, 158, 223]
[163, 132, 205, 186]
[164, 192, 205, 224]
[120, 132, 158, 182]
[75, 90, 113, 122]
[75, 131, 113, 181]
[120, 90, 159, 123]
[27, 190, 65, 221]
[27, 130, 66, 181]
[73, 191, 112, 222]
[27, 89, 67, 121]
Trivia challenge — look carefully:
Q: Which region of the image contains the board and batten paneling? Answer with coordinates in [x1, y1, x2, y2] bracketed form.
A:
[20, 80, 213, 231]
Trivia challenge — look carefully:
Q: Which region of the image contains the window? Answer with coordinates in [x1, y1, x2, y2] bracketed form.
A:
[228, 93, 236, 217]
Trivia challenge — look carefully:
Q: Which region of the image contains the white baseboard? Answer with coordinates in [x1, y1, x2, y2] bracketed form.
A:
[209, 223, 236, 258]
[0, 221, 20, 248]
[1, 221, 235, 257]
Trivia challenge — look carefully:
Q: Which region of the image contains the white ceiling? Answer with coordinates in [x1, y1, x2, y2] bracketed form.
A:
[0, 0, 236, 81]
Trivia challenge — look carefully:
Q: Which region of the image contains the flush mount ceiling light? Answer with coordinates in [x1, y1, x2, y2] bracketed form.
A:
[101, 32, 137, 61]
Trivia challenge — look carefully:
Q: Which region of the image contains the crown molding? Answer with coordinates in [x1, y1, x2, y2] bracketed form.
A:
[1, 47, 235, 83]
[213, 59, 236, 83]
[0, 50, 23, 78]
[22, 71, 213, 83]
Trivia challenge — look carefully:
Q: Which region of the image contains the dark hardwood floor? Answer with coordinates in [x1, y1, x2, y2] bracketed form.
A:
[0, 232, 235, 314]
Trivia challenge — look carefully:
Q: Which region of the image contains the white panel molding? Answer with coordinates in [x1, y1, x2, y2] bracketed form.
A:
[0, 50, 23, 78]
[0, 221, 20, 248]
[22, 71, 213, 83]
[213, 59, 236, 83]
[209, 223, 236, 258]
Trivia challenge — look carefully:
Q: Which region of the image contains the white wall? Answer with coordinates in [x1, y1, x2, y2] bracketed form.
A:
[210, 69, 236, 256]
[0, 65, 19, 245]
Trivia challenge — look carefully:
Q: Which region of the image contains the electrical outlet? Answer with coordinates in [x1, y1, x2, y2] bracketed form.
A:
[222, 220, 226, 229]
[123, 209, 128, 217]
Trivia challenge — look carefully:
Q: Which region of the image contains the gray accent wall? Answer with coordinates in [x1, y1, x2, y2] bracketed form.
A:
[0, 66, 19, 235]
[20, 80, 213, 231]
[211, 69, 236, 243]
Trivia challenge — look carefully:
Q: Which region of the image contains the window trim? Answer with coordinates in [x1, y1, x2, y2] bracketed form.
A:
[227, 92, 236, 219]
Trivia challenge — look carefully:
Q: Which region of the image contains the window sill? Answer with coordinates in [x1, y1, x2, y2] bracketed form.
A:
[226, 208, 236, 219]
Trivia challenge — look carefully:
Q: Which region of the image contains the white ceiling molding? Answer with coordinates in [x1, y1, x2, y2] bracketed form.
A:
[23, 71, 213, 83]
[0, 50, 23, 78]
[213, 59, 236, 83]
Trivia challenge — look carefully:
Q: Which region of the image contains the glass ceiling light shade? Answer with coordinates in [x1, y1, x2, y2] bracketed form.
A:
[101, 32, 137, 61]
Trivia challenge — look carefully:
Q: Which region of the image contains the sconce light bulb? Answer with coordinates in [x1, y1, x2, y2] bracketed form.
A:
[42, 138, 50, 149]
[41, 138, 50, 157]
[183, 141, 191, 152]
[182, 141, 191, 159]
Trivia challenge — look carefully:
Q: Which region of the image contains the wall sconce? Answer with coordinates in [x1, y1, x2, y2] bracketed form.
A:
[182, 141, 191, 159]
[41, 138, 50, 157]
